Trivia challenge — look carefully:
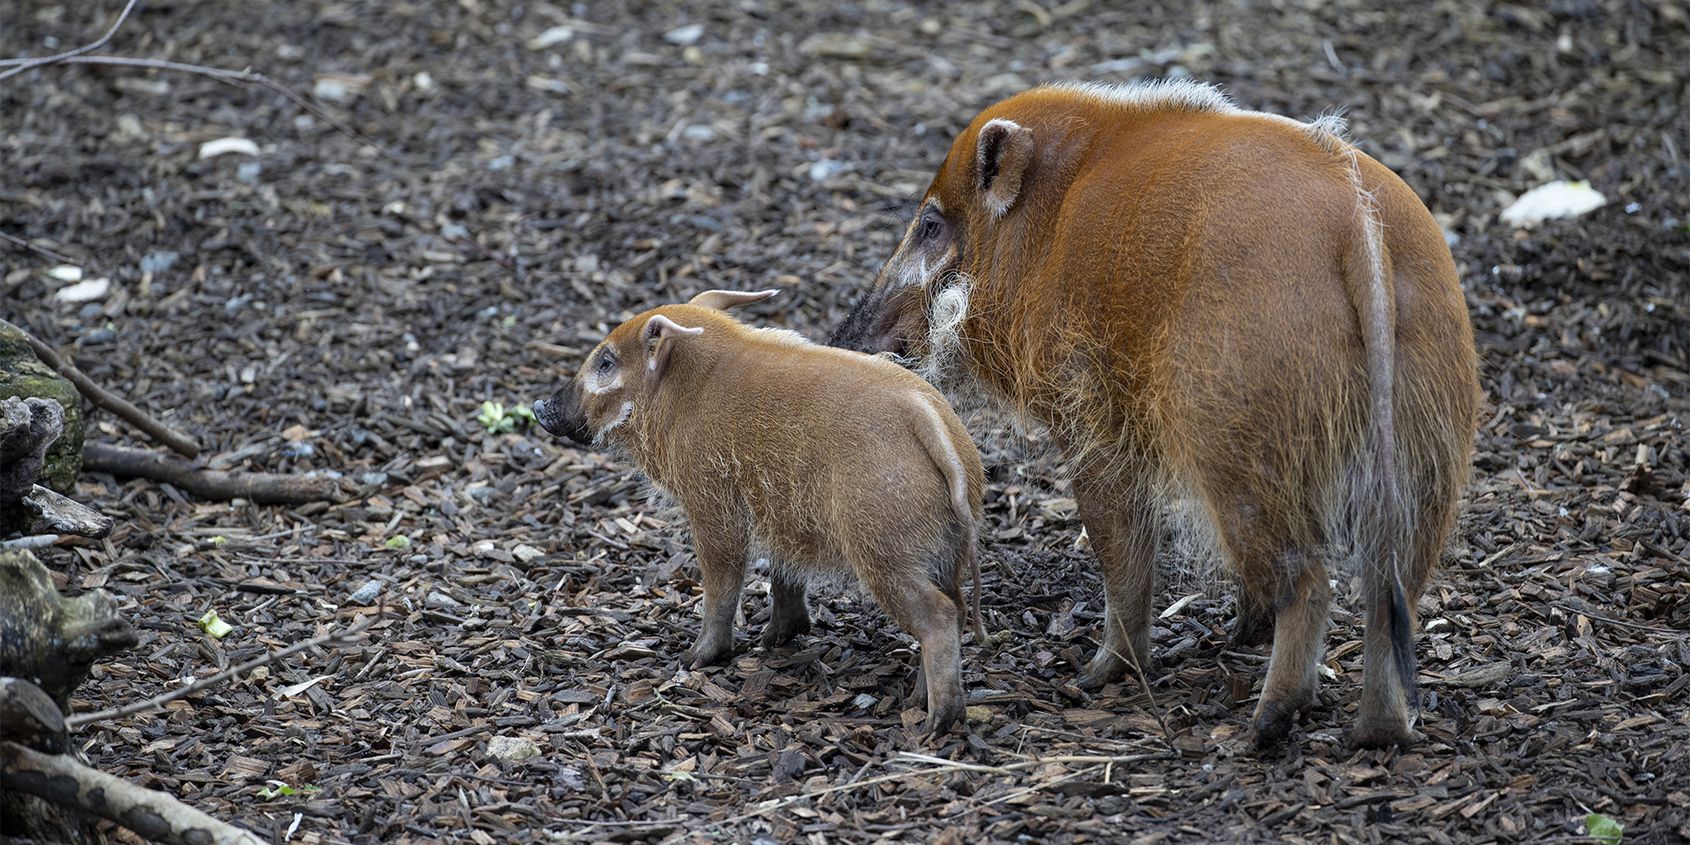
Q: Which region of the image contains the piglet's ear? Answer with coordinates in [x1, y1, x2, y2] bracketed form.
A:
[644, 314, 703, 382]
[687, 289, 781, 311]
[976, 118, 1034, 219]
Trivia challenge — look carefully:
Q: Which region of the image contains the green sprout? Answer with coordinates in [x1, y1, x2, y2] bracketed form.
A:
[477, 400, 536, 434]
[385, 534, 412, 551]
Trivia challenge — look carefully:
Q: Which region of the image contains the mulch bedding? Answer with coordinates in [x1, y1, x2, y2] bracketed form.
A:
[3, 0, 1688, 842]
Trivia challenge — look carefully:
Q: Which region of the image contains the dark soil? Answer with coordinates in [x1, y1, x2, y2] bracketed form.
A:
[4, 0, 1688, 842]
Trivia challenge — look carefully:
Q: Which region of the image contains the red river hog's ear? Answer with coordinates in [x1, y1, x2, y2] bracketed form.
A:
[976, 117, 1034, 219]
[687, 289, 781, 311]
[644, 314, 704, 381]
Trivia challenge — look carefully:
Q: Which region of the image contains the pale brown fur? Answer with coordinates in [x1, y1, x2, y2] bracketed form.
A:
[535, 290, 987, 737]
[829, 80, 1479, 748]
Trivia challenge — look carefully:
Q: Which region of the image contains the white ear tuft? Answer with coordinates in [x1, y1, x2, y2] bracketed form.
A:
[644, 314, 705, 340]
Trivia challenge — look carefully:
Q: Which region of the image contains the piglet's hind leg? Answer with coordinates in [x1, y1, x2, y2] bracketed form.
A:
[867, 571, 965, 738]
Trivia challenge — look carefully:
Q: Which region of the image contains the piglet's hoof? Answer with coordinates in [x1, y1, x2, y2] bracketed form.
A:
[1251, 699, 1302, 751]
[1075, 658, 1126, 691]
[925, 699, 964, 740]
[1350, 716, 1418, 749]
[683, 641, 733, 669]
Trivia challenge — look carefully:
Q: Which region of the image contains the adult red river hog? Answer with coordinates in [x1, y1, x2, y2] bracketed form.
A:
[534, 290, 986, 736]
[829, 80, 1479, 748]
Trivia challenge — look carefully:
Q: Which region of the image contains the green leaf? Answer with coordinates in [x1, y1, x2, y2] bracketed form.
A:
[385, 534, 411, 551]
[257, 780, 321, 799]
[1586, 813, 1623, 844]
[207, 535, 227, 547]
[197, 609, 233, 639]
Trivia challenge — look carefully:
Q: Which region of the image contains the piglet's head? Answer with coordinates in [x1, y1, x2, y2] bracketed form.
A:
[533, 288, 779, 447]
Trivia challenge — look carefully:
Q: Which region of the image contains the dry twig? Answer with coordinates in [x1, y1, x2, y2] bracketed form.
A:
[0, 0, 384, 152]
[0, 0, 140, 79]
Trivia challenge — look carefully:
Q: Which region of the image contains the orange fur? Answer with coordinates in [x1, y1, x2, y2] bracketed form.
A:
[536, 291, 987, 737]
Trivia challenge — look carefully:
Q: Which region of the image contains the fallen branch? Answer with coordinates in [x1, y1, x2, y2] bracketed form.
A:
[83, 442, 341, 505]
[1, 319, 200, 458]
[0, 741, 265, 845]
[67, 610, 381, 729]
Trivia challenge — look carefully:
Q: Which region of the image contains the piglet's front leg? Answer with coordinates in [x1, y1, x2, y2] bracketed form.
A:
[682, 526, 748, 668]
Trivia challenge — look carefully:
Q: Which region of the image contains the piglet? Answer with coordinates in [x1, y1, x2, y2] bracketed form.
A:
[534, 289, 986, 735]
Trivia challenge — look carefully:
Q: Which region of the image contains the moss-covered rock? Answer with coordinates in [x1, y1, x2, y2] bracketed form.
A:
[0, 324, 83, 493]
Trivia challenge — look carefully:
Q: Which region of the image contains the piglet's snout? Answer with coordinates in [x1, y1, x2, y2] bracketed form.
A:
[533, 392, 593, 445]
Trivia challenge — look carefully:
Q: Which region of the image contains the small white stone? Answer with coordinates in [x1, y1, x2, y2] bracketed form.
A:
[527, 26, 574, 50]
[54, 277, 109, 303]
[1500, 180, 1607, 228]
[487, 735, 542, 762]
[664, 24, 704, 46]
[198, 137, 260, 159]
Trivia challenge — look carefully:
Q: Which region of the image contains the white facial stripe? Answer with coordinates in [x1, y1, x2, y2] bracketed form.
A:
[585, 369, 621, 395]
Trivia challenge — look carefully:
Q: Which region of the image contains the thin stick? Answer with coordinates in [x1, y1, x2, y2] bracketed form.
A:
[893, 750, 1170, 775]
[0, 741, 265, 845]
[1, 319, 200, 458]
[895, 751, 1013, 775]
[965, 764, 1104, 814]
[0, 229, 86, 268]
[0, 0, 140, 77]
[0, 0, 384, 153]
[1107, 637, 1179, 752]
[66, 611, 380, 729]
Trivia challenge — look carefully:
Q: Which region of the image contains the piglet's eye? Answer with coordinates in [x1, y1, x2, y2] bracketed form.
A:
[596, 354, 615, 373]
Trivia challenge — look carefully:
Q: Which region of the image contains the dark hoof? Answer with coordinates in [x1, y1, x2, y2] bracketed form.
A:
[683, 642, 733, 669]
[1075, 664, 1121, 690]
[925, 699, 964, 739]
[1252, 699, 1302, 750]
[759, 615, 812, 649]
[1350, 716, 1417, 749]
